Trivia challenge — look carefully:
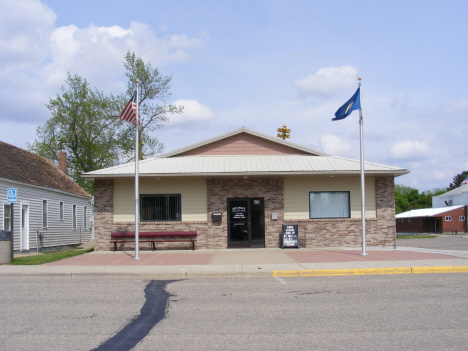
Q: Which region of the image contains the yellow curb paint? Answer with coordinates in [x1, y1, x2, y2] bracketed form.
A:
[273, 270, 299, 277]
[411, 266, 468, 274]
[297, 267, 412, 277]
[272, 266, 468, 277]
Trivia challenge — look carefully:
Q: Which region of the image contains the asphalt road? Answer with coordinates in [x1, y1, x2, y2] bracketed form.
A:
[1, 274, 468, 351]
[397, 235, 468, 251]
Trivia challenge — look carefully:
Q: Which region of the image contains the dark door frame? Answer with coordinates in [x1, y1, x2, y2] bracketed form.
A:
[227, 198, 265, 249]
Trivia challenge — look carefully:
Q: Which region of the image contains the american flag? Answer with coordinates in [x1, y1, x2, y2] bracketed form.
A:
[119, 93, 140, 126]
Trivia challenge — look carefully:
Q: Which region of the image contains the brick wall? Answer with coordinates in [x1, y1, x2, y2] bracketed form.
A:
[94, 180, 114, 251]
[207, 178, 284, 248]
[93, 176, 396, 250]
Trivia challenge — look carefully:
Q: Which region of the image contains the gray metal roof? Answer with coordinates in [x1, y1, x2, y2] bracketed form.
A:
[437, 183, 468, 198]
[82, 155, 409, 179]
[395, 205, 465, 218]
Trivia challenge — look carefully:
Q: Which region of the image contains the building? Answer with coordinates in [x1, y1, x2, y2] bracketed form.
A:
[0, 141, 93, 252]
[432, 182, 468, 208]
[82, 127, 408, 251]
[396, 206, 466, 234]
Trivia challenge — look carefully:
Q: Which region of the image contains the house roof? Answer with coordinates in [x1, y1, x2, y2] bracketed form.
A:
[158, 127, 329, 158]
[436, 183, 468, 198]
[82, 154, 409, 179]
[395, 205, 465, 219]
[0, 141, 90, 198]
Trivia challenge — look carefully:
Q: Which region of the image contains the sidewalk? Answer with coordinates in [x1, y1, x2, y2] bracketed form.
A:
[2, 246, 468, 279]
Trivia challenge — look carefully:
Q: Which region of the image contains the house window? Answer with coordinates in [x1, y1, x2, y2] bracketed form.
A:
[42, 200, 48, 228]
[459, 216, 465, 221]
[83, 206, 87, 229]
[309, 191, 350, 219]
[3, 204, 11, 231]
[445, 216, 452, 221]
[140, 194, 181, 221]
[59, 202, 64, 220]
[73, 205, 77, 230]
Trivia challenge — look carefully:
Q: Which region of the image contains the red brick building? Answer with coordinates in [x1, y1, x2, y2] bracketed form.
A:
[396, 205, 467, 234]
[83, 128, 408, 250]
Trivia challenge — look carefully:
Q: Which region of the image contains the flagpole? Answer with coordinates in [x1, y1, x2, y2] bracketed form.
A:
[359, 77, 367, 256]
[133, 79, 141, 260]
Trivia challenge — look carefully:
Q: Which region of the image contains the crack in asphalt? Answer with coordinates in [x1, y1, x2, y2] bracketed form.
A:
[92, 280, 174, 351]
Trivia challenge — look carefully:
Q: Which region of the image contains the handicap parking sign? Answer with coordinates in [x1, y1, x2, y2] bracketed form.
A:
[7, 188, 17, 203]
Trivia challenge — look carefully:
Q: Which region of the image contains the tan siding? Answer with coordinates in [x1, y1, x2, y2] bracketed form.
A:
[176, 133, 312, 156]
[114, 178, 207, 222]
[284, 176, 376, 220]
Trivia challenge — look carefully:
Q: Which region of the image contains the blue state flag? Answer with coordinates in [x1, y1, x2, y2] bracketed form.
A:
[332, 87, 361, 121]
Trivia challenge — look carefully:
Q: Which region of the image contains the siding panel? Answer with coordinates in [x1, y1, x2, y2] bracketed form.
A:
[0, 179, 92, 251]
[284, 176, 376, 220]
[114, 178, 208, 222]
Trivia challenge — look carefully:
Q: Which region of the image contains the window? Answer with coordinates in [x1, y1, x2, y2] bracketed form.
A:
[73, 205, 77, 230]
[42, 200, 48, 228]
[445, 216, 452, 221]
[459, 216, 465, 221]
[3, 204, 11, 231]
[83, 206, 87, 229]
[309, 191, 350, 219]
[140, 194, 181, 221]
[59, 202, 64, 220]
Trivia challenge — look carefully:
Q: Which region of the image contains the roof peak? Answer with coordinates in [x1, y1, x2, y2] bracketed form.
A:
[158, 127, 329, 158]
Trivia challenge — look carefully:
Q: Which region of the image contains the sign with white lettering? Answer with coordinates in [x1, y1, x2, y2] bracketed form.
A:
[7, 188, 17, 203]
[282, 224, 298, 248]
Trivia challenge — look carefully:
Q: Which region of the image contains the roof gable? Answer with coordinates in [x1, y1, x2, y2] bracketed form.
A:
[159, 127, 328, 158]
[0, 141, 90, 197]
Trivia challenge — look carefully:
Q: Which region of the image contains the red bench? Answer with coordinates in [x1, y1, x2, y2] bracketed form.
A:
[110, 231, 197, 251]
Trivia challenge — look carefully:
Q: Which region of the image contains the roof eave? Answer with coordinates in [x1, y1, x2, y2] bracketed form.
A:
[82, 169, 408, 181]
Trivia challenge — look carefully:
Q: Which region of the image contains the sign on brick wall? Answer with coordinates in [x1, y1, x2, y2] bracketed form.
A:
[282, 224, 298, 248]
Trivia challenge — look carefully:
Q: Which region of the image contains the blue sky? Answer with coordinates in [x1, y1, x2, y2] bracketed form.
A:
[1, 0, 468, 191]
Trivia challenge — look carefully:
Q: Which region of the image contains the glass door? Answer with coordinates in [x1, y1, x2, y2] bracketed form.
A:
[228, 198, 264, 248]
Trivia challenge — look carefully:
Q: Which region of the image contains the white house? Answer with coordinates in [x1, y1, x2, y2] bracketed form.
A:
[1, 141, 93, 252]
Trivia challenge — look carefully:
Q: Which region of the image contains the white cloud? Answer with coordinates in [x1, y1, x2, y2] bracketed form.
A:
[319, 134, 352, 156]
[0, 0, 55, 67]
[294, 66, 358, 98]
[389, 92, 410, 112]
[0, 0, 207, 124]
[168, 99, 218, 128]
[389, 141, 431, 160]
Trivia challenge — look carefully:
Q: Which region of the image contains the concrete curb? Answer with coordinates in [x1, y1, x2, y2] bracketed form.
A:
[2, 266, 468, 279]
[273, 266, 468, 277]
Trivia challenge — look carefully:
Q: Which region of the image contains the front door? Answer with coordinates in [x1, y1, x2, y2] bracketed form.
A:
[21, 205, 29, 251]
[228, 198, 265, 248]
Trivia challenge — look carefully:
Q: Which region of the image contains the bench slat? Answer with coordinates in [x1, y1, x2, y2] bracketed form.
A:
[110, 231, 197, 251]
[111, 231, 197, 238]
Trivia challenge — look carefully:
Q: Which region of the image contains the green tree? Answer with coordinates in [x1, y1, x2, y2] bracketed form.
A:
[28, 52, 182, 195]
[448, 171, 468, 190]
[123, 52, 183, 160]
[394, 185, 446, 214]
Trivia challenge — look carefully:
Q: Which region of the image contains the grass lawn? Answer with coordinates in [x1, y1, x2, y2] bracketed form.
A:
[397, 235, 437, 239]
[11, 248, 93, 265]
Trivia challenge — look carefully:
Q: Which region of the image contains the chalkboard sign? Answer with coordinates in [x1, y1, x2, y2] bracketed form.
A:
[282, 225, 299, 248]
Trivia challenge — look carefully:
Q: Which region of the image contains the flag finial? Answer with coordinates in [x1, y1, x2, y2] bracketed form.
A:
[358, 77, 361, 81]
